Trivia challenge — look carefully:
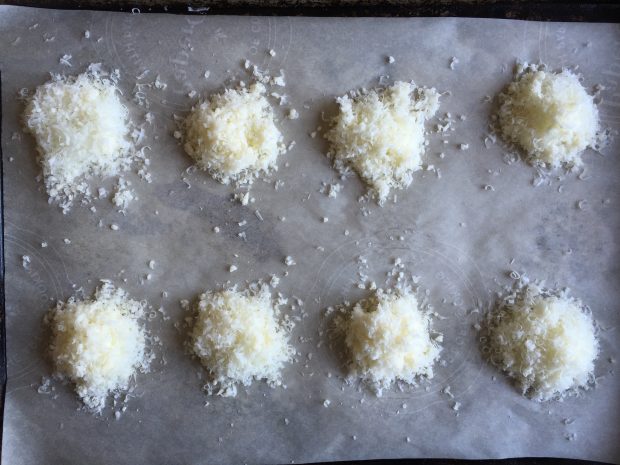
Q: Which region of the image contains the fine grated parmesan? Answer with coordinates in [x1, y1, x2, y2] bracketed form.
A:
[496, 63, 600, 168]
[325, 81, 439, 203]
[337, 288, 441, 394]
[182, 83, 286, 185]
[47, 281, 151, 412]
[24, 66, 136, 213]
[190, 286, 293, 397]
[484, 283, 599, 401]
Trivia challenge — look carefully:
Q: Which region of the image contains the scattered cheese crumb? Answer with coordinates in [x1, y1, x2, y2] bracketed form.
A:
[325, 81, 440, 203]
[112, 178, 135, 211]
[183, 83, 286, 185]
[287, 108, 299, 120]
[485, 283, 599, 401]
[47, 281, 150, 412]
[190, 287, 293, 397]
[496, 63, 600, 168]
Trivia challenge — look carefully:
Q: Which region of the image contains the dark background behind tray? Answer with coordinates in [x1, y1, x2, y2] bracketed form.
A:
[0, 0, 619, 21]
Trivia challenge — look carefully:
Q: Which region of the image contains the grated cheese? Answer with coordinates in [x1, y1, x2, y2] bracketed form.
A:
[485, 284, 599, 401]
[47, 281, 150, 412]
[325, 81, 439, 203]
[182, 83, 286, 185]
[339, 289, 441, 394]
[24, 67, 136, 213]
[496, 63, 600, 168]
[190, 287, 293, 396]
[112, 178, 135, 211]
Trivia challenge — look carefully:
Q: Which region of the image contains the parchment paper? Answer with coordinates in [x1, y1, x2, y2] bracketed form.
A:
[1, 7, 619, 465]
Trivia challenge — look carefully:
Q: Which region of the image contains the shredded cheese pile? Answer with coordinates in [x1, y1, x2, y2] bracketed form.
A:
[183, 83, 286, 184]
[190, 287, 293, 396]
[326, 81, 439, 203]
[497, 64, 600, 168]
[48, 282, 150, 412]
[341, 289, 441, 394]
[24, 68, 135, 212]
[486, 284, 599, 401]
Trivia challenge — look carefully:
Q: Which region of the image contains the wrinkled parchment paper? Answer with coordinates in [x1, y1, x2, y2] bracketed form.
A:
[1, 7, 619, 464]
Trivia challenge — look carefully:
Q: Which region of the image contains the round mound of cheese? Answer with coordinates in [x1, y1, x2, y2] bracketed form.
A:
[325, 81, 439, 203]
[48, 282, 149, 412]
[486, 284, 599, 401]
[497, 64, 599, 168]
[24, 70, 134, 212]
[183, 83, 285, 184]
[190, 288, 293, 396]
[343, 289, 441, 393]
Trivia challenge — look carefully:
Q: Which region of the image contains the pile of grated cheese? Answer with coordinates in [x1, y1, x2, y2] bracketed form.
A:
[485, 283, 599, 401]
[340, 288, 441, 394]
[24, 67, 136, 213]
[47, 281, 151, 412]
[496, 63, 600, 168]
[325, 81, 440, 203]
[190, 287, 293, 397]
[182, 83, 286, 185]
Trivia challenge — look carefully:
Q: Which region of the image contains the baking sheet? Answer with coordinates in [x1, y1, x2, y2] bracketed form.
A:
[1, 7, 619, 465]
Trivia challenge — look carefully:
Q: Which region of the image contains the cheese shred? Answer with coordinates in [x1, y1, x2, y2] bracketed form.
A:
[338, 289, 441, 394]
[24, 67, 136, 212]
[183, 83, 286, 185]
[190, 287, 293, 396]
[47, 282, 151, 412]
[326, 81, 439, 203]
[496, 63, 600, 168]
[485, 283, 599, 401]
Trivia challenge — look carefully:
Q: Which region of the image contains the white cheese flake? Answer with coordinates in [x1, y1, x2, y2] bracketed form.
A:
[287, 108, 299, 120]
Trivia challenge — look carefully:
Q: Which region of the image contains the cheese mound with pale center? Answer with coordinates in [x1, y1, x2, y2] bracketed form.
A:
[497, 65, 599, 168]
[343, 289, 441, 393]
[487, 284, 599, 401]
[48, 282, 149, 412]
[190, 288, 293, 396]
[326, 81, 439, 203]
[183, 83, 285, 184]
[24, 70, 134, 212]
